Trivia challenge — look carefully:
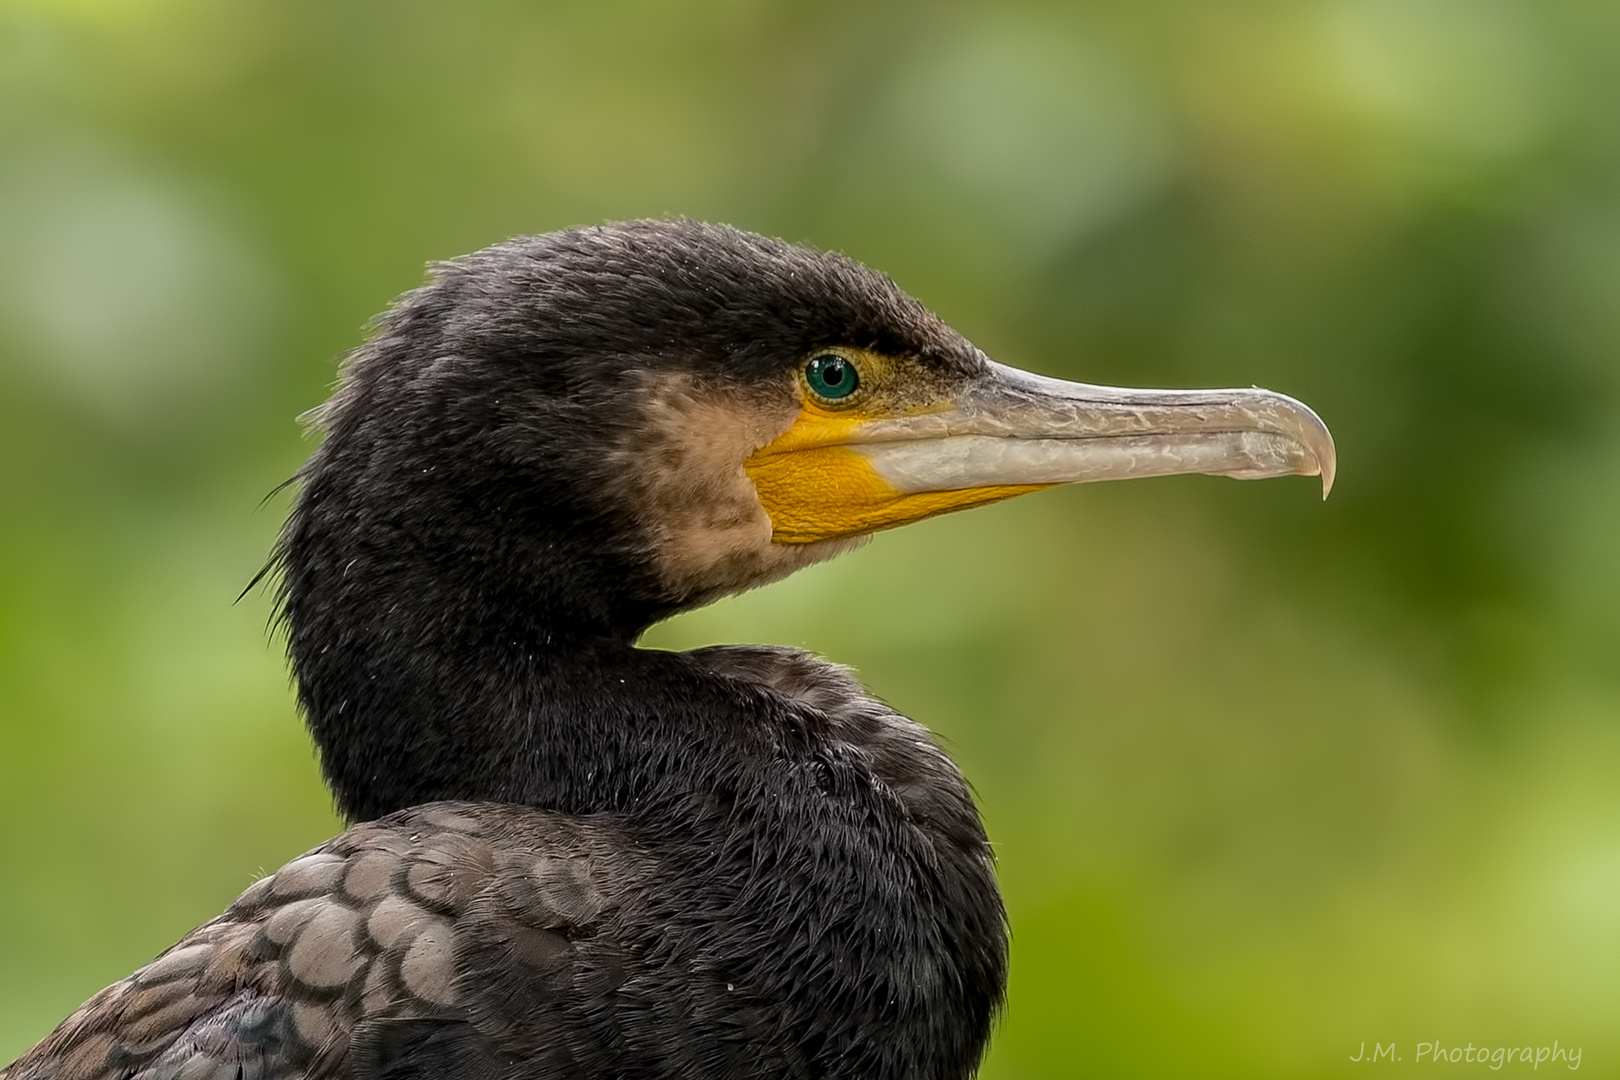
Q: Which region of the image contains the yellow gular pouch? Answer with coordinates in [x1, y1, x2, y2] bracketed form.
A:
[744, 383, 1050, 545]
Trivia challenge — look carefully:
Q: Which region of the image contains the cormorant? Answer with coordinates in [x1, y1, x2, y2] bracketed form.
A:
[2, 220, 1333, 1080]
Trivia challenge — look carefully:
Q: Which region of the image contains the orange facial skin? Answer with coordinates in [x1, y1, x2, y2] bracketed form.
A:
[744, 398, 1048, 545]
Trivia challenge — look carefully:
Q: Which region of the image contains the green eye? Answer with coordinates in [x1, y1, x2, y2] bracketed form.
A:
[805, 354, 859, 401]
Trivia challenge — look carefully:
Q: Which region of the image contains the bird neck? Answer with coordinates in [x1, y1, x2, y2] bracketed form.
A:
[289, 565, 762, 822]
[280, 461, 741, 821]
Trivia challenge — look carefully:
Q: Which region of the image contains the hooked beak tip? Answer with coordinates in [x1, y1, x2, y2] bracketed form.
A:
[1304, 414, 1336, 500]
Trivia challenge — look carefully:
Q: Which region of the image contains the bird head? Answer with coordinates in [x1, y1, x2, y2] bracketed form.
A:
[288, 219, 1332, 638]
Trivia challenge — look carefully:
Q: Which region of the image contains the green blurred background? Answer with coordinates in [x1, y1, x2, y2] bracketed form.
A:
[3, 0, 1618, 1075]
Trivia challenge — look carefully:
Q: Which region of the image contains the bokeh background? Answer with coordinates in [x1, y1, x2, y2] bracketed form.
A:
[3, 0, 1618, 1075]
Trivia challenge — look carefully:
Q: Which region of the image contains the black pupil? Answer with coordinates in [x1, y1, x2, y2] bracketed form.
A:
[822, 360, 847, 386]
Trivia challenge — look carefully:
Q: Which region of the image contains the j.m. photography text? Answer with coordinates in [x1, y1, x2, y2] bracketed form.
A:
[1350, 1041, 1581, 1070]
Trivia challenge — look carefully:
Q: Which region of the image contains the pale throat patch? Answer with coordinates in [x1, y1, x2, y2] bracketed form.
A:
[606, 371, 863, 608]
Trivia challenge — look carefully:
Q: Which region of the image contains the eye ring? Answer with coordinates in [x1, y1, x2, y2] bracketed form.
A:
[804, 354, 860, 402]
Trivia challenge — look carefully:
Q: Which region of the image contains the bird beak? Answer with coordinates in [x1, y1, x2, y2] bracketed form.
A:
[745, 360, 1336, 545]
